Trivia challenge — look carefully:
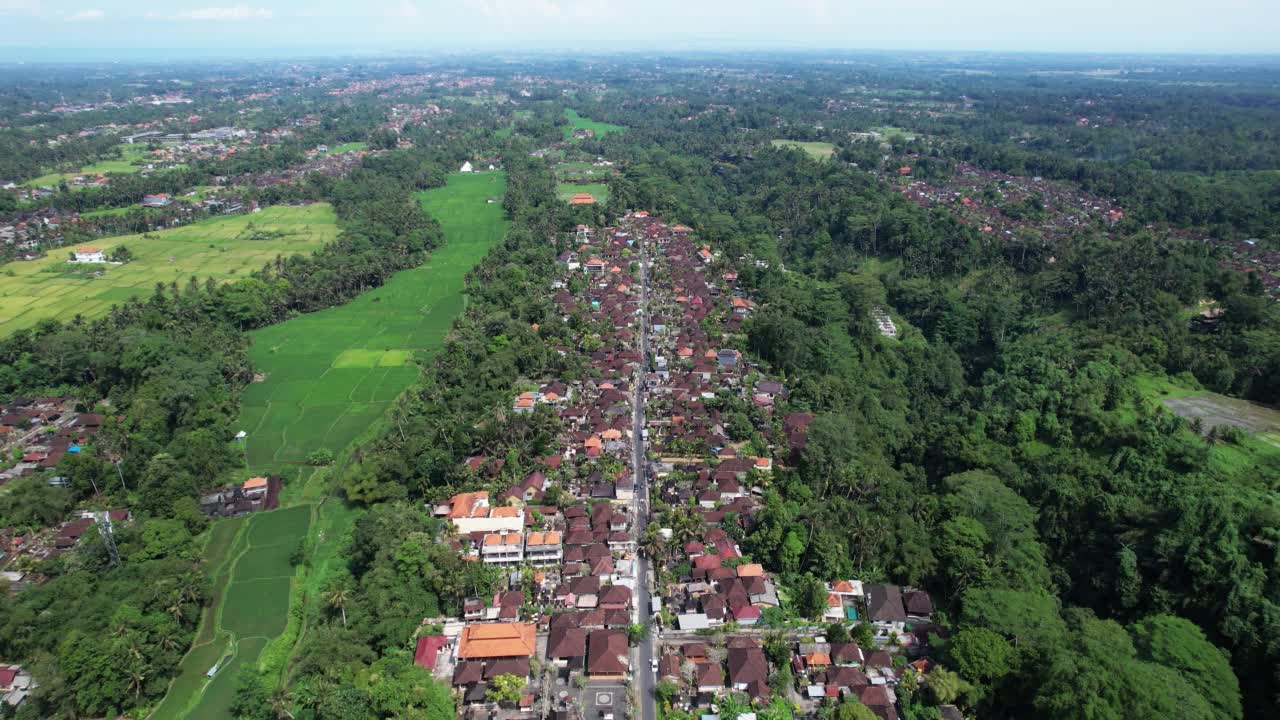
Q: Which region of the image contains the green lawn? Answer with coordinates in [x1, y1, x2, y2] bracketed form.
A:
[320, 142, 366, 155]
[771, 140, 837, 160]
[558, 182, 610, 203]
[563, 109, 626, 141]
[23, 145, 154, 187]
[237, 172, 509, 475]
[0, 204, 338, 337]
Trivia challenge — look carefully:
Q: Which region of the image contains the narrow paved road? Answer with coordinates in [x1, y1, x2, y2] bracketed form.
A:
[631, 234, 656, 720]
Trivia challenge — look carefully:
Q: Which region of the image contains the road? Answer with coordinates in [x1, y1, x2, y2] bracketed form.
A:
[631, 232, 657, 720]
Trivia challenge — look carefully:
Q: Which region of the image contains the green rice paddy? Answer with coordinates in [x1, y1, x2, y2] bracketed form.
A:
[164, 506, 311, 720]
[770, 139, 837, 160]
[563, 109, 625, 141]
[237, 172, 509, 475]
[0, 204, 338, 337]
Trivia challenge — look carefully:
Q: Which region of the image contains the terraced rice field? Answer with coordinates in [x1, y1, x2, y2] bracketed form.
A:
[771, 139, 837, 160]
[0, 204, 338, 336]
[162, 506, 312, 720]
[237, 172, 509, 474]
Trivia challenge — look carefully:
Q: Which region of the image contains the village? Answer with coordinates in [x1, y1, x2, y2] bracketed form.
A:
[391, 212, 944, 720]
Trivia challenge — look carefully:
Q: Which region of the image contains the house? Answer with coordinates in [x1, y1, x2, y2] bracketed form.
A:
[903, 589, 934, 619]
[481, 531, 524, 565]
[546, 626, 587, 666]
[456, 623, 536, 660]
[866, 584, 907, 637]
[442, 491, 525, 533]
[0, 665, 33, 708]
[695, 662, 724, 693]
[460, 161, 474, 172]
[727, 645, 770, 700]
[586, 628, 629, 678]
[242, 476, 269, 497]
[141, 193, 172, 207]
[525, 531, 563, 566]
[414, 635, 448, 672]
[570, 193, 596, 205]
[71, 247, 106, 263]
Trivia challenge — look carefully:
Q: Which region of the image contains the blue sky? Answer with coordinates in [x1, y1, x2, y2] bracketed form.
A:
[1, 1, 1276, 56]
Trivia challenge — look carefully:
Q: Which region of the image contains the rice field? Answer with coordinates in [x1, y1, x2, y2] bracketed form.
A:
[170, 506, 312, 720]
[563, 109, 626, 141]
[237, 172, 509, 474]
[770, 139, 837, 160]
[0, 204, 338, 337]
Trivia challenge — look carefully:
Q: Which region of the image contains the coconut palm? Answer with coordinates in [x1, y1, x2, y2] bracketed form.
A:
[324, 582, 350, 628]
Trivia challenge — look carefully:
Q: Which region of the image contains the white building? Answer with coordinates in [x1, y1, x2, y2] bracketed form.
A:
[480, 531, 524, 565]
[72, 247, 105, 263]
[440, 491, 525, 534]
[459, 161, 474, 173]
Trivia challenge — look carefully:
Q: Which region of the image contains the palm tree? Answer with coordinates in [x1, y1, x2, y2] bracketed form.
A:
[641, 526, 666, 562]
[127, 666, 146, 701]
[269, 688, 296, 719]
[324, 583, 349, 628]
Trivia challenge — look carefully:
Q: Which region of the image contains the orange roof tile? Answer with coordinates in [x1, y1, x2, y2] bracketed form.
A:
[243, 476, 268, 490]
[457, 623, 536, 659]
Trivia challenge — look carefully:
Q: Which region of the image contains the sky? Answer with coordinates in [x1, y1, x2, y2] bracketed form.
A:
[0, 1, 1277, 58]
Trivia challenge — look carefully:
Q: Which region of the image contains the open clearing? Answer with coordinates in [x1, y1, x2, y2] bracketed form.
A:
[1163, 394, 1280, 435]
[0, 204, 337, 337]
[558, 182, 610, 204]
[237, 172, 509, 474]
[564, 109, 625, 141]
[23, 144, 155, 187]
[1134, 373, 1280, 486]
[771, 139, 837, 160]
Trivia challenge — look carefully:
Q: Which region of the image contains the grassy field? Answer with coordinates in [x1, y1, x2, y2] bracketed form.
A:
[170, 506, 311, 720]
[23, 145, 154, 187]
[0, 204, 337, 337]
[1131, 372, 1280, 486]
[557, 182, 610, 203]
[321, 141, 367, 155]
[771, 139, 837, 160]
[237, 172, 509, 475]
[563, 109, 626, 141]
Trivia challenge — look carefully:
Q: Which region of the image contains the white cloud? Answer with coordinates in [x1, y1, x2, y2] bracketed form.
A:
[169, 5, 275, 21]
[68, 8, 105, 21]
[394, 1, 419, 18]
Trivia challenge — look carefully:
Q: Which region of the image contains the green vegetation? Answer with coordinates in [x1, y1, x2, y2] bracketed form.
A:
[563, 109, 625, 141]
[320, 142, 367, 155]
[180, 506, 312, 720]
[0, 204, 338, 336]
[557, 182, 609, 203]
[22, 145, 154, 187]
[238, 172, 508, 474]
[770, 139, 837, 160]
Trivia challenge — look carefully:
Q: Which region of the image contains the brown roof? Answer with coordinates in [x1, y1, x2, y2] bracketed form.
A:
[547, 627, 587, 659]
[457, 623, 536, 659]
[695, 662, 724, 688]
[586, 629, 629, 675]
